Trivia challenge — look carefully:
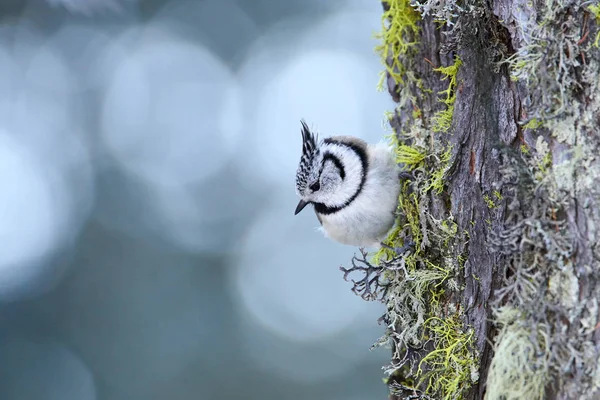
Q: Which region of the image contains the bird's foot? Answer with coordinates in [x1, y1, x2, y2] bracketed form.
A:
[380, 240, 414, 255]
[398, 170, 415, 181]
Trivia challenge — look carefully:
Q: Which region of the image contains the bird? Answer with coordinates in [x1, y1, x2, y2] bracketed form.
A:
[294, 120, 402, 248]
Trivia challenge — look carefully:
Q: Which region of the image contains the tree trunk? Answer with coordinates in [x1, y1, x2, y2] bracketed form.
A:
[341, 1, 600, 399]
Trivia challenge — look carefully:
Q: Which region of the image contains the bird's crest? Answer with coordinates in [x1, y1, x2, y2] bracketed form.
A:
[296, 119, 319, 194]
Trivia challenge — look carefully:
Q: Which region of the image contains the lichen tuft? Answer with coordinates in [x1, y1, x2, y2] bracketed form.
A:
[417, 316, 477, 400]
[431, 56, 462, 133]
[486, 308, 550, 400]
[375, 0, 421, 104]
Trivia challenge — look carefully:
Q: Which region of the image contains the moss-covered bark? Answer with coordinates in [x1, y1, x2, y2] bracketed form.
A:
[341, 1, 600, 399]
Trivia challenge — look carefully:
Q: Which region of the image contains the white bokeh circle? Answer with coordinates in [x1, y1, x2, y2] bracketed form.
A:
[0, 31, 94, 300]
[231, 190, 387, 383]
[100, 27, 241, 189]
[237, 7, 394, 187]
[0, 133, 63, 278]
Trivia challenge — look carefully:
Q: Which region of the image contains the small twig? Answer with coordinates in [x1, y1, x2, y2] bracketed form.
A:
[340, 242, 415, 301]
[340, 248, 388, 301]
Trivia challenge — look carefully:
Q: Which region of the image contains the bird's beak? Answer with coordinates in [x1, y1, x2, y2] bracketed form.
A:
[294, 199, 309, 215]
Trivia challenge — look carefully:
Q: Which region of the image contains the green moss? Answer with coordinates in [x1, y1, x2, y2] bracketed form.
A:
[357, 4, 479, 400]
[399, 187, 423, 248]
[370, 109, 475, 400]
[383, 110, 395, 122]
[434, 57, 462, 103]
[379, 261, 452, 351]
[371, 165, 475, 399]
[412, 106, 423, 119]
[375, 0, 421, 91]
[417, 316, 478, 400]
[372, 177, 422, 265]
[522, 118, 543, 130]
[483, 194, 499, 209]
[375, 186, 422, 262]
[431, 105, 455, 133]
[372, 225, 403, 265]
[425, 145, 453, 194]
[431, 56, 462, 133]
[396, 144, 426, 167]
[344, 1, 600, 399]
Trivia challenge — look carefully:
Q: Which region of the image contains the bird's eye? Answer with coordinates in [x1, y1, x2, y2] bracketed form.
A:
[310, 181, 320, 192]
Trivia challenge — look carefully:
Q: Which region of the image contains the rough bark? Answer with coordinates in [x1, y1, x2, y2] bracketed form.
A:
[341, 1, 600, 399]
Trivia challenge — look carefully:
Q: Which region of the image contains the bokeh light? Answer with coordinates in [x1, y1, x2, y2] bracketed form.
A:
[0, 133, 66, 298]
[237, 9, 394, 187]
[0, 25, 94, 301]
[100, 27, 240, 188]
[233, 189, 375, 342]
[231, 189, 387, 382]
[1, 0, 392, 398]
[0, 338, 96, 400]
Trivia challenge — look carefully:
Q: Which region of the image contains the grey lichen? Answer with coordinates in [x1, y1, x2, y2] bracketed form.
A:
[342, 83, 476, 400]
[341, 154, 477, 400]
[343, 0, 599, 399]
[411, 0, 464, 26]
[339, 1, 484, 399]
[486, 1, 600, 398]
[499, 2, 596, 121]
[486, 307, 551, 400]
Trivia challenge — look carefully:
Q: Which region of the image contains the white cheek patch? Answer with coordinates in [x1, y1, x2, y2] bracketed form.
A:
[318, 145, 363, 208]
[320, 162, 342, 187]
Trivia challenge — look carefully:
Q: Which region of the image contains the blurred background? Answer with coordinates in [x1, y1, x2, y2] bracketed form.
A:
[0, 0, 397, 399]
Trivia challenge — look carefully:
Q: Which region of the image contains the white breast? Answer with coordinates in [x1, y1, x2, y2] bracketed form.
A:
[317, 143, 401, 247]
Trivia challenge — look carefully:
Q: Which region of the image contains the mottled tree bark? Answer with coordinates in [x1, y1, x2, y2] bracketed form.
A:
[343, 1, 600, 399]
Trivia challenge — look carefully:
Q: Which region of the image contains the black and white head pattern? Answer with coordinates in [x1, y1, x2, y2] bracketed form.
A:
[295, 120, 319, 196]
[294, 120, 368, 215]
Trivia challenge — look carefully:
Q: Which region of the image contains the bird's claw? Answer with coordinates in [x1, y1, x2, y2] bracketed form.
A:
[398, 170, 415, 181]
[381, 240, 415, 255]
